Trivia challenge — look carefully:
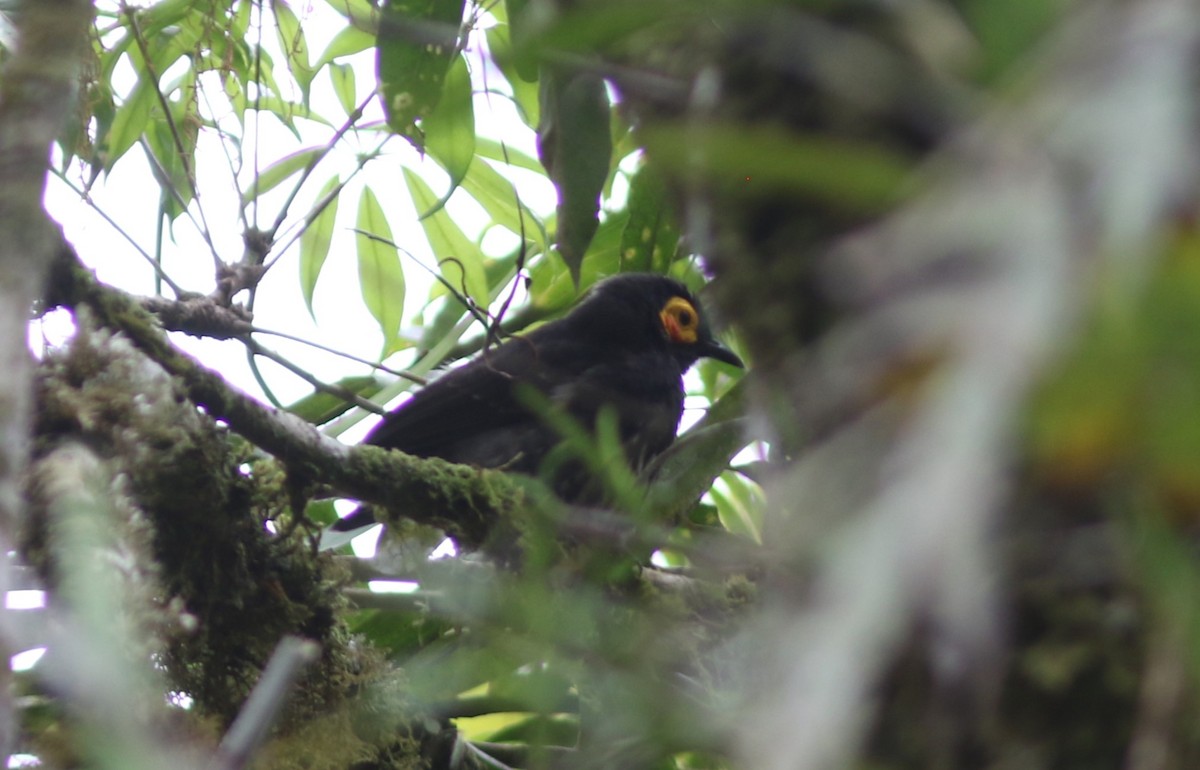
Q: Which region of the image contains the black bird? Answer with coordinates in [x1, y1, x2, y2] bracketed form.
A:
[327, 273, 742, 540]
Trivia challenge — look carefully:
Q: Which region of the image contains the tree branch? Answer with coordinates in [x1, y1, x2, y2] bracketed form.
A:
[46, 241, 526, 549]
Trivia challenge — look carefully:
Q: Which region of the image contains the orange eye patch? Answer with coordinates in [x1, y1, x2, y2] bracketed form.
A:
[659, 296, 699, 344]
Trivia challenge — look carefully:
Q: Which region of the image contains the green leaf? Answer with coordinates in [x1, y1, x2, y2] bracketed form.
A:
[526, 209, 627, 312]
[421, 54, 476, 214]
[141, 89, 200, 221]
[375, 0, 467, 143]
[242, 147, 324, 206]
[272, 0, 315, 97]
[321, 0, 378, 30]
[301, 499, 340, 527]
[300, 176, 342, 316]
[619, 161, 678, 274]
[712, 471, 764, 543]
[460, 158, 548, 250]
[355, 187, 406, 355]
[253, 95, 333, 131]
[403, 168, 488, 309]
[640, 122, 912, 211]
[353, 610, 454, 658]
[287, 375, 383, 424]
[329, 62, 358, 117]
[106, 76, 158, 170]
[502, 0, 538, 82]
[314, 25, 376, 71]
[475, 137, 544, 174]
[485, 23, 540, 127]
[537, 67, 612, 284]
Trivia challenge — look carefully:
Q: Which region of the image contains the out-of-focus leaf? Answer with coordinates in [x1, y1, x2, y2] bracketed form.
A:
[287, 375, 382, 424]
[487, 666, 575, 710]
[302, 499, 340, 527]
[375, 0, 466, 143]
[486, 22, 540, 127]
[242, 146, 324, 206]
[329, 62, 358, 116]
[519, 0, 700, 56]
[619, 161, 678, 273]
[353, 609, 454, 658]
[502, 0, 539, 82]
[355, 187, 406, 355]
[468, 714, 578, 745]
[644, 380, 748, 518]
[403, 168, 489, 309]
[421, 54, 476, 214]
[961, 0, 1066, 83]
[404, 638, 521, 701]
[711, 471, 763, 543]
[640, 122, 911, 211]
[537, 67, 612, 284]
[300, 176, 343, 317]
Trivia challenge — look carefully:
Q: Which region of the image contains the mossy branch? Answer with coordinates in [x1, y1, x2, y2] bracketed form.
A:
[46, 242, 524, 549]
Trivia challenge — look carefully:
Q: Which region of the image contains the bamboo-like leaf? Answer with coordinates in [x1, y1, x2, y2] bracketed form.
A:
[355, 187, 406, 355]
[105, 77, 158, 171]
[299, 176, 342, 317]
[314, 25, 376, 71]
[403, 168, 488, 309]
[242, 147, 324, 206]
[485, 22, 540, 128]
[329, 63, 357, 117]
[272, 0, 315, 96]
[537, 67, 612, 284]
[421, 54, 476, 214]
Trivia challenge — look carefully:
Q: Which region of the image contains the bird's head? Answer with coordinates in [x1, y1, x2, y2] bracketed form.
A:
[572, 274, 744, 371]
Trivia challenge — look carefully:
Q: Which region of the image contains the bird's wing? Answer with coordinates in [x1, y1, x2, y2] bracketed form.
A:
[363, 335, 584, 459]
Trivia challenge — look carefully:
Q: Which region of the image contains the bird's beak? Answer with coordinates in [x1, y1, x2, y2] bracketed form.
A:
[698, 338, 744, 368]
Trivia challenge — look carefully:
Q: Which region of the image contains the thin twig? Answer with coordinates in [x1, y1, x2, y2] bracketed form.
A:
[244, 337, 386, 415]
[48, 167, 189, 297]
[249, 324, 427, 383]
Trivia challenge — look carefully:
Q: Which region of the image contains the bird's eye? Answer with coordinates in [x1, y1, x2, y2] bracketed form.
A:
[659, 297, 700, 344]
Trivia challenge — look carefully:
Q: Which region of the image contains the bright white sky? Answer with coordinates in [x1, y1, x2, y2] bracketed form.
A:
[43, 0, 558, 421]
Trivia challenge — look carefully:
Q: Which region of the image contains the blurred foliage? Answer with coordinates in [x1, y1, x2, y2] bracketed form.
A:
[11, 0, 1200, 768]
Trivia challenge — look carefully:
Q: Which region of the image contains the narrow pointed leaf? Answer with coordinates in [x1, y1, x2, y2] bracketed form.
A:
[403, 168, 488, 309]
[537, 67, 612, 284]
[242, 147, 324, 206]
[299, 176, 342, 316]
[421, 54, 476, 215]
[272, 0, 315, 96]
[356, 188, 406, 354]
[329, 63, 358, 117]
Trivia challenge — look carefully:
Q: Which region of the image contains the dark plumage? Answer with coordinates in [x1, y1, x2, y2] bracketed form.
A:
[327, 273, 742, 540]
